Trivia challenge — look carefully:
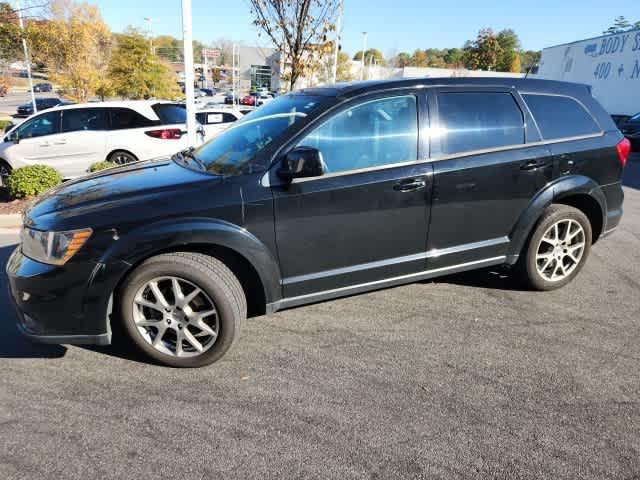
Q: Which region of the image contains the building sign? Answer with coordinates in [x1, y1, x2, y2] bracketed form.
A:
[202, 48, 221, 60]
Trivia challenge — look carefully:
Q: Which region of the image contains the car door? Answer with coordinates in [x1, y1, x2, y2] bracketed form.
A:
[426, 87, 553, 270]
[272, 92, 432, 299]
[57, 107, 109, 176]
[6, 110, 63, 169]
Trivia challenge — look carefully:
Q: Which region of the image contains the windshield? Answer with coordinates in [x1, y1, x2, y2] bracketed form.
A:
[185, 95, 324, 176]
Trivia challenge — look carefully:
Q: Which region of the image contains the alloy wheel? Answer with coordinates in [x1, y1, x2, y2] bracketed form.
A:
[111, 153, 135, 165]
[535, 219, 586, 282]
[132, 276, 219, 357]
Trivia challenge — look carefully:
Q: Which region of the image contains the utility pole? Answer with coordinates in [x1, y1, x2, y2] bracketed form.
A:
[360, 32, 367, 81]
[181, 0, 197, 146]
[144, 17, 153, 54]
[232, 44, 236, 106]
[330, 0, 343, 84]
[15, 0, 37, 113]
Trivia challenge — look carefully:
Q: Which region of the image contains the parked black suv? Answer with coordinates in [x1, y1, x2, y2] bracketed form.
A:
[15, 97, 65, 117]
[6, 78, 629, 367]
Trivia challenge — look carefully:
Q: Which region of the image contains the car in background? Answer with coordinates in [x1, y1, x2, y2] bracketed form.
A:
[195, 108, 243, 140]
[0, 100, 204, 181]
[199, 88, 215, 97]
[619, 112, 640, 150]
[33, 82, 53, 93]
[241, 92, 273, 107]
[15, 97, 66, 117]
[224, 92, 239, 105]
[240, 94, 256, 106]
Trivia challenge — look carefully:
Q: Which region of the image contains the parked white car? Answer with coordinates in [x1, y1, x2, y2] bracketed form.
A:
[195, 108, 243, 140]
[0, 100, 203, 182]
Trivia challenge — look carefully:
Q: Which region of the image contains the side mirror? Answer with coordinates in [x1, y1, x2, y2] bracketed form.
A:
[277, 147, 324, 181]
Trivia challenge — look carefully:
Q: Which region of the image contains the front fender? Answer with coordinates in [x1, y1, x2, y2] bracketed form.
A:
[97, 217, 282, 305]
[507, 175, 606, 262]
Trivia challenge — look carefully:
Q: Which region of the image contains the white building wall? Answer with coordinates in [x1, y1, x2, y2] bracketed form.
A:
[538, 30, 640, 115]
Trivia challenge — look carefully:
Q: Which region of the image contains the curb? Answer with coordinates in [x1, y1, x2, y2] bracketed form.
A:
[0, 214, 22, 229]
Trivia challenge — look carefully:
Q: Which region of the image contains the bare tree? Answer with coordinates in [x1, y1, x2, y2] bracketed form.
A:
[248, 0, 337, 90]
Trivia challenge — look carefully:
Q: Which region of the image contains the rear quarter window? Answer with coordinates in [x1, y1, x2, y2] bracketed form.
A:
[152, 104, 187, 125]
[109, 108, 157, 130]
[523, 94, 601, 140]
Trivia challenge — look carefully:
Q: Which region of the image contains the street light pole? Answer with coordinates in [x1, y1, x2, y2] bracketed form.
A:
[330, 0, 343, 84]
[360, 31, 367, 81]
[15, 0, 37, 113]
[181, 0, 197, 146]
[144, 17, 153, 54]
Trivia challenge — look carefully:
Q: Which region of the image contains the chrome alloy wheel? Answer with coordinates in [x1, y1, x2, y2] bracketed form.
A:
[132, 276, 219, 357]
[535, 219, 586, 282]
[111, 152, 135, 165]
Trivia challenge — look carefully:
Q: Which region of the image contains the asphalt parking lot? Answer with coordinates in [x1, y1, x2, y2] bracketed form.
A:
[0, 157, 639, 479]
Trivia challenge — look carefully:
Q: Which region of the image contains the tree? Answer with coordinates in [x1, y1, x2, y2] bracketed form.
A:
[248, 0, 338, 90]
[496, 29, 521, 72]
[463, 28, 503, 71]
[27, 1, 112, 102]
[0, 2, 22, 62]
[353, 48, 385, 66]
[393, 52, 411, 68]
[411, 49, 428, 67]
[520, 50, 541, 72]
[604, 16, 632, 34]
[443, 48, 463, 67]
[336, 51, 353, 81]
[108, 28, 181, 100]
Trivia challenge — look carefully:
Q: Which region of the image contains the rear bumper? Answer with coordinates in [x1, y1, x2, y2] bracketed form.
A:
[6, 247, 127, 345]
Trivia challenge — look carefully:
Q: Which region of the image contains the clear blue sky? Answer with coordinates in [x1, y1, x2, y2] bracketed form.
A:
[97, 0, 639, 55]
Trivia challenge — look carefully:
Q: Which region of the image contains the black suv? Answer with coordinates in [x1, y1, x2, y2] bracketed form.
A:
[6, 78, 629, 367]
[15, 97, 64, 117]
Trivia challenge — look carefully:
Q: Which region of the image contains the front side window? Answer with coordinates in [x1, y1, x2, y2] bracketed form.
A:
[437, 92, 524, 155]
[61, 108, 109, 133]
[523, 94, 601, 140]
[297, 95, 418, 174]
[16, 111, 60, 139]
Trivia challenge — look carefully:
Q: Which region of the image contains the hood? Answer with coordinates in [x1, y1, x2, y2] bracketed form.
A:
[25, 157, 218, 229]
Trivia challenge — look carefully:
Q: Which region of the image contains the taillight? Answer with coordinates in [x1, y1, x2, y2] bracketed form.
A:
[145, 128, 183, 140]
[616, 137, 631, 168]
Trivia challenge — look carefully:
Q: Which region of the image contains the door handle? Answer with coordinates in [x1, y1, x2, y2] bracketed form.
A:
[53, 139, 67, 145]
[39, 142, 50, 147]
[520, 159, 550, 171]
[393, 179, 427, 192]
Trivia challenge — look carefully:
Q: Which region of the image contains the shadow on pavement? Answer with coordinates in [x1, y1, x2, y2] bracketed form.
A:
[431, 267, 527, 291]
[0, 244, 67, 359]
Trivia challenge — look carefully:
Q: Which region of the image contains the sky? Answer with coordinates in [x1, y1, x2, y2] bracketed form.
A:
[97, 0, 639, 56]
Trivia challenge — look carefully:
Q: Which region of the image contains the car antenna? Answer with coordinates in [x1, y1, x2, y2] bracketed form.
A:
[524, 63, 537, 80]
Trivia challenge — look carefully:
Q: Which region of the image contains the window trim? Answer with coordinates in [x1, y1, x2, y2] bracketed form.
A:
[520, 91, 604, 141]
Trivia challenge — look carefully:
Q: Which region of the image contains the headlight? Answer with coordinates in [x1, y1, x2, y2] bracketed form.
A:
[21, 227, 92, 265]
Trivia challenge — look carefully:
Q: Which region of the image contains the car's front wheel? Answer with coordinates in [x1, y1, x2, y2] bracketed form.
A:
[119, 252, 246, 367]
[519, 204, 592, 291]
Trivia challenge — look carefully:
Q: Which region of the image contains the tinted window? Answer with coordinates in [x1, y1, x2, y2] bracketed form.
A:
[17, 111, 59, 139]
[196, 112, 237, 125]
[152, 103, 186, 124]
[437, 92, 524, 155]
[523, 94, 601, 140]
[109, 108, 156, 130]
[61, 108, 109, 132]
[297, 95, 418, 173]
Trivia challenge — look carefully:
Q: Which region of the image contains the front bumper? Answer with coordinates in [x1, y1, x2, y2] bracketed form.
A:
[5, 247, 125, 346]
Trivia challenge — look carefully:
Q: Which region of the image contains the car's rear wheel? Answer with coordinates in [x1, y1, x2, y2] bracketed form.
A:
[519, 204, 592, 291]
[119, 252, 246, 367]
[108, 150, 138, 165]
[0, 160, 12, 188]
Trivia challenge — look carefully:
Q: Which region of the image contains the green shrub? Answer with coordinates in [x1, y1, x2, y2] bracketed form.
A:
[88, 161, 117, 173]
[7, 165, 62, 199]
[0, 120, 12, 131]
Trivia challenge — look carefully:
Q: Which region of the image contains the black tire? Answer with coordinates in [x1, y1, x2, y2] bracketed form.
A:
[519, 204, 592, 291]
[108, 150, 138, 165]
[0, 160, 12, 188]
[119, 252, 246, 368]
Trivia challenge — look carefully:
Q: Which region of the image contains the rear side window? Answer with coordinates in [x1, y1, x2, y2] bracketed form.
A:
[152, 104, 186, 125]
[437, 92, 524, 155]
[61, 108, 109, 132]
[523, 94, 601, 140]
[195, 112, 237, 125]
[109, 108, 157, 130]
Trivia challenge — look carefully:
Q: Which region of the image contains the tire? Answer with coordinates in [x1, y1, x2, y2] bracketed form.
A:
[0, 160, 12, 188]
[119, 252, 247, 368]
[108, 150, 138, 165]
[519, 204, 592, 291]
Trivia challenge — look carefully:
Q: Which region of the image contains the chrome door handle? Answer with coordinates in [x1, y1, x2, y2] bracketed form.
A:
[39, 142, 50, 147]
[393, 179, 427, 192]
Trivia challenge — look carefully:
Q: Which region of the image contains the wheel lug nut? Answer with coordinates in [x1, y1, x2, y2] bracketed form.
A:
[167, 319, 171, 324]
